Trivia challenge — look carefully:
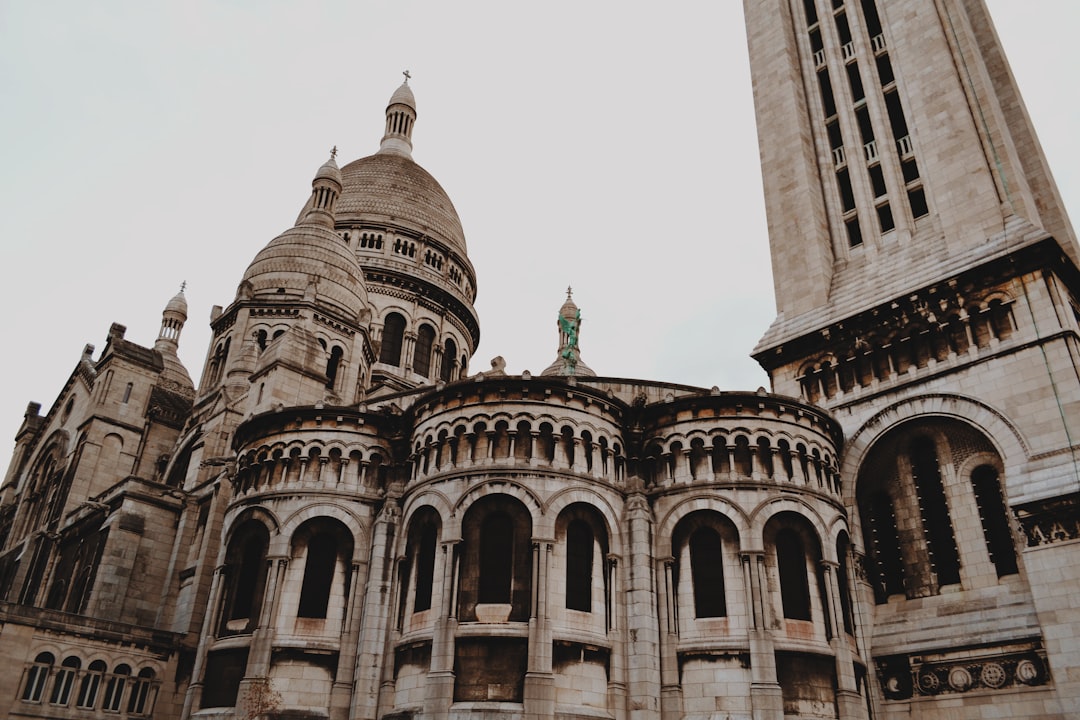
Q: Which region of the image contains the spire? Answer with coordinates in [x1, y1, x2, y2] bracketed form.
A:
[154, 284, 196, 393]
[155, 283, 188, 352]
[299, 149, 342, 228]
[541, 287, 596, 377]
[379, 73, 417, 158]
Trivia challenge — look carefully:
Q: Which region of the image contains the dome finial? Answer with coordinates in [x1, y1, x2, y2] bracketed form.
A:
[541, 288, 596, 378]
[380, 78, 417, 158]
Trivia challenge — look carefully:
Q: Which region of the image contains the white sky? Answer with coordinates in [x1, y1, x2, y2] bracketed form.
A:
[1, 1, 1077, 452]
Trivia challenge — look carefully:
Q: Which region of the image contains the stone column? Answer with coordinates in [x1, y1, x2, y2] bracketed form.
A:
[524, 540, 554, 719]
[743, 550, 782, 720]
[606, 555, 627, 720]
[658, 557, 682, 718]
[425, 539, 460, 718]
[180, 565, 226, 719]
[623, 490, 661, 720]
[352, 501, 399, 720]
[821, 560, 865, 719]
[330, 559, 368, 720]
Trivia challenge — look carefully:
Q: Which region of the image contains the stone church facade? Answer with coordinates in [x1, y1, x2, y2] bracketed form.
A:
[0, 1, 1077, 719]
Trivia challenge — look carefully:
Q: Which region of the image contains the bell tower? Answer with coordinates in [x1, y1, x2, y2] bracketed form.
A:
[746, 0, 1080, 715]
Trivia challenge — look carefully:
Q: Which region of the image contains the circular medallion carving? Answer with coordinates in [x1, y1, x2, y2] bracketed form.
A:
[980, 662, 1007, 689]
[918, 669, 940, 694]
[1016, 659, 1042, 685]
[948, 666, 972, 692]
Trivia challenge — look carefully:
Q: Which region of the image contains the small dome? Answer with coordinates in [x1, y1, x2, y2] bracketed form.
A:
[240, 224, 369, 321]
[338, 153, 467, 254]
[388, 81, 416, 111]
[165, 290, 188, 318]
[315, 154, 342, 184]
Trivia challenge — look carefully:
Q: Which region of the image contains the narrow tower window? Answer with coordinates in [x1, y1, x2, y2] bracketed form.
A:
[909, 437, 961, 587]
[777, 529, 812, 620]
[414, 324, 436, 377]
[379, 313, 406, 366]
[971, 466, 1018, 577]
[566, 519, 594, 611]
[298, 532, 338, 618]
[690, 527, 727, 617]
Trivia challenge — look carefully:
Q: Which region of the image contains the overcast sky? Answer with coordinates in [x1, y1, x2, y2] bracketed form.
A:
[1, 1, 1077, 452]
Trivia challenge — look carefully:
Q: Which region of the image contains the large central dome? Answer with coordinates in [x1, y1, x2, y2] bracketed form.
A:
[337, 153, 466, 255]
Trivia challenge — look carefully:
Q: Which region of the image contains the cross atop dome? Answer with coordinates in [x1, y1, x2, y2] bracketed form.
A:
[403, 69, 411, 83]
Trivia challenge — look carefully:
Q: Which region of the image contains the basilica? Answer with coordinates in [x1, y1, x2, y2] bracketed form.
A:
[1, 1, 1078, 719]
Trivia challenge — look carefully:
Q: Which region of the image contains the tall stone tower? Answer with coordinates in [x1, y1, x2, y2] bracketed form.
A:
[747, 0, 1080, 716]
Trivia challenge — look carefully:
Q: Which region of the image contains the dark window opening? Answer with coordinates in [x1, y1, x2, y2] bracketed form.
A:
[566, 520, 594, 611]
[298, 532, 337, 618]
[836, 535, 855, 634]
[414, 324, 435, 377]
[877, 202, 895, 232]
[835, 11, 852, 45]
[810, 27, 823, 54]
[77, 660, 107, 709]
[803, 0, 818, 26]
[972, 466, 1018, 577]
[690, 527, 727, 618]
[837, 169, 855, 212]
[846, 217, 863, 247]
[818, 69, 837, 118]
[869, 164, 886, 197]
[908, 187, 928, 218]
[201, 649, 248, 709]
[827, 120, 843, 151]
[379, 313, 406, 366]
[855, 106, 875, 144]
[51, 656, 80, 706]
[22, 652, 53, 702]
[220, 522, 269, 635]
[325, 346, 343, 389]
[876, 53, 894, 85]
[860, 0, 883, 37]
[902, 158, 920, 183]
[884, 90, 910, 139]
[440, 338, 458, 383]
[846, 63, 864, 102]
[478, 512, 514, 604]
[777, 529, 812, 620]
[910, 436, 961, 586]
[414, 522, 437, 612]
[102, 664, 130, 712]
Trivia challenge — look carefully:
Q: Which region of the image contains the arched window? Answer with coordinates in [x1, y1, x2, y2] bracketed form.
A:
[566, 519, 594, 611]
[413, 521, 438, 613]
[102, 663, 131, 712]
[298, 532, 338, 618]
[290, 518, 353, 622]
[77, 660, 107, 709]
[127, 668, 156, 715]
[690, 527, 726, 618]
[458, 495, 533, 622]
[325, 346, 344, 389]
[219, 520, 270, 636]
[414, 324, 436, 377]
[379, 313, 406, 366]
[441, 338, 458, 382]
[972, 465, 1018, 577]
[21, 652, 53, 702]
[776, 529, 811, 620]
[50, 656, 80, 706]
